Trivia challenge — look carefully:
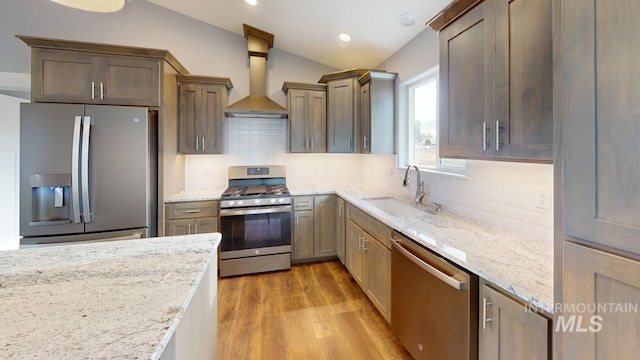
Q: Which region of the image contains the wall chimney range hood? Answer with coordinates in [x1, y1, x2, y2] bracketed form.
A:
[225, 24, 288, 118]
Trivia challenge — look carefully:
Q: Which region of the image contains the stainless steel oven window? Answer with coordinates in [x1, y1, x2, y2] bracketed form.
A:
[220, 210, 291, 252]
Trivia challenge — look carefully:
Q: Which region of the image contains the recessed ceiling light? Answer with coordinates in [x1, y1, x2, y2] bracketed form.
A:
[338, 33, 352, 43]
[245, 0, 258, 6]
[50, 0, 125, 12]
[398, 13, 417, 27]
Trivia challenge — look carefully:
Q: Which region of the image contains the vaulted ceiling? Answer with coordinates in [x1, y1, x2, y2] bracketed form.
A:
[145, 0, 450, 69]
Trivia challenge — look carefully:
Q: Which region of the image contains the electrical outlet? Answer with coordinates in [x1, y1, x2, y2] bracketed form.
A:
[534, 187, 551, 210]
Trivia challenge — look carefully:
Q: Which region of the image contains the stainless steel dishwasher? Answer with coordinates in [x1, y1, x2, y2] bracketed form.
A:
[391, 231, 478, 360]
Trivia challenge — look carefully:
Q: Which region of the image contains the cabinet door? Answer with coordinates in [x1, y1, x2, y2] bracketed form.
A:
[360, 82, 371, 153]
[494, 0, 552, 161]
[439, 0, 495, 159]
[31, 49, 99, 104]
[563, 0, 640, 255]
[201, 84, 226, 154]
[327, 78, 356, 153]
[480, 284, 549, 360]
[346, 220, 365, 287]
[314, 195, 336, 257]
[365, 235, 391, 321]
[178, 83, 201, 154]
[563, 242, 640, 359]
[308, 90, 327, 152]
[336, 197, 346, 264]
[194, 217, 218, 234]
[293, 210, 314, 261]
[167, 219, 194, 236]
[288, 89, 308, 152]
[100, 56, 160, 106]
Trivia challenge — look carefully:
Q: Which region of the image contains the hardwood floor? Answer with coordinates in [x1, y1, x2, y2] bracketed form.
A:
[217, 260, 412, 359]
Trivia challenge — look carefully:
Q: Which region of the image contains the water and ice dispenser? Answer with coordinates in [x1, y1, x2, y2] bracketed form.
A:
[30, 174, 72, 225]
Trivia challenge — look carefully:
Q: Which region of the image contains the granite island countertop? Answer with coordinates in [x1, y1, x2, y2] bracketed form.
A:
[0, 234, 221, 359]
[167, 183, 554, 314]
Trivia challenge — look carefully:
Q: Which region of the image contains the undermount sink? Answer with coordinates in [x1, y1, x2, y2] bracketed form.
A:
[363, 197, 434, 218]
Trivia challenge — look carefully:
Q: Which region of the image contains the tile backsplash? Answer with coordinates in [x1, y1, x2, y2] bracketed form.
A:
[185, 118, 553, 243]
[184, 118, 363, 191]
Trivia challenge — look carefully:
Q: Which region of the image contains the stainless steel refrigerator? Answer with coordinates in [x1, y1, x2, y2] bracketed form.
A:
[20, 103, 157, 247]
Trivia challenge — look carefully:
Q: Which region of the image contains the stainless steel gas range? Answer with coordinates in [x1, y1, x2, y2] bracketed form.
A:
[218, 165, 292, 277]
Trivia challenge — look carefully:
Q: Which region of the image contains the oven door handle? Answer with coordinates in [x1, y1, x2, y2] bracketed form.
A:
[220, 205, 292, 216]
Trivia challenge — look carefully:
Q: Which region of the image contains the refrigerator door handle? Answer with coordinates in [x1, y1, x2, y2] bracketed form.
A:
[72, 115, 82, 224]
[81, 116, 92, 223]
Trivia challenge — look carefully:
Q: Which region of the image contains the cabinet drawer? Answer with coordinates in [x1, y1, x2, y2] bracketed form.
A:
[166, 201, 218, 219]
[293, 196, 314, 211]
[347, 203, 391, 249]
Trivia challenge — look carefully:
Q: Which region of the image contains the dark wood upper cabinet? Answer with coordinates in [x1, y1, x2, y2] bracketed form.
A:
[30, 49, 160, 106]
[319, 69, 368, 153]
[282, 82, 327, 153]
[494, 0, 553, 161]
[177, 75, 232, 154]
[19, 35, 188, 108]
[438, 0, 552, 162]
[439, 1, 495, 159]
[358, 71, 397, 154]
[326, 77, 359, 153]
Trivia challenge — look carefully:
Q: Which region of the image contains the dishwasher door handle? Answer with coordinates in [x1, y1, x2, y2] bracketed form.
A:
[391, 239, 467, 290]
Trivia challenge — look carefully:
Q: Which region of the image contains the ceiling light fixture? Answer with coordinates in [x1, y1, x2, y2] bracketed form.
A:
[338, 33, 352, 43]
[50, 0, 125, 13]
[244, 0, 258, 6]
[398, 13, 417, 27]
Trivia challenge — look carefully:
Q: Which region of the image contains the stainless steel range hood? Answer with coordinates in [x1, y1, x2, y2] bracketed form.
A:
[225, 24, 288, 118]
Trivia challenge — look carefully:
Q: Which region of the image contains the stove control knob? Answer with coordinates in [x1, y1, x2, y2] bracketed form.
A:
[278, 198, 285, 203]
[228, 201, 235, 207]
[237, 200, 244, 206]
[270, 198, 277, 204]
[254, 199, 261, 205]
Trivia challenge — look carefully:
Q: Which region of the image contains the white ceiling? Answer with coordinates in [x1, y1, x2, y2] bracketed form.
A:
[144, 0, 450, 69]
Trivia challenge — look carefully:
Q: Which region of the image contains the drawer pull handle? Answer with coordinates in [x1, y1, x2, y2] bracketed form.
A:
[184, 209, 201, 214]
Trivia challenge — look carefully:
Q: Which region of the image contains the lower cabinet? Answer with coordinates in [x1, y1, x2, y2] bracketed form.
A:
[480, 281, 550, 360]
[336, 197, 346, 265]
[346, 203, 392, 321]
[165, 201, 219, 236]
[562, 242, 640, 360]
[292, 195, 337, 262]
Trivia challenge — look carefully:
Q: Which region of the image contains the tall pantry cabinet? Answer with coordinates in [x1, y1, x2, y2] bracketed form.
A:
[560, 0, 640, 359]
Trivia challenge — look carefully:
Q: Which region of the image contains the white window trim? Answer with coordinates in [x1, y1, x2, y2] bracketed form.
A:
[399, 66, 466, 176]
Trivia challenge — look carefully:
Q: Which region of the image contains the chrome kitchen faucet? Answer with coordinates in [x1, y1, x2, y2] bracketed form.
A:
[403, 164, 425, 205]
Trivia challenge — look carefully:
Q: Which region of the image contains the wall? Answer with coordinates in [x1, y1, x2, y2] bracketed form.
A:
[0, 94, 25, 250]
[375, 28, 554, 243]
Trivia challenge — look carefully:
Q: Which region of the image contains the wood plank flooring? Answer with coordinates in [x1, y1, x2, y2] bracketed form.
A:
[217, 260, 413, 359]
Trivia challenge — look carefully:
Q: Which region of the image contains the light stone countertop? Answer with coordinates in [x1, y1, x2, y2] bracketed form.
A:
[168, 183, 555, 314]
[164, 189, 225, 203]
[0, 233, 221, 359]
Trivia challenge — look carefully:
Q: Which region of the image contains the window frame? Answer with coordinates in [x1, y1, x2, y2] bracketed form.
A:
[399, 66, 466, 175]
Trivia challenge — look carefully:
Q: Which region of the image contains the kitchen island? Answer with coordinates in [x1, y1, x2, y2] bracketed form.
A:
[0, 233, 220, 359]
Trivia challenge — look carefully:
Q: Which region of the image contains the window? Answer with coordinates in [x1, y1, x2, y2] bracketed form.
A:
[401, 67, 465, 172]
